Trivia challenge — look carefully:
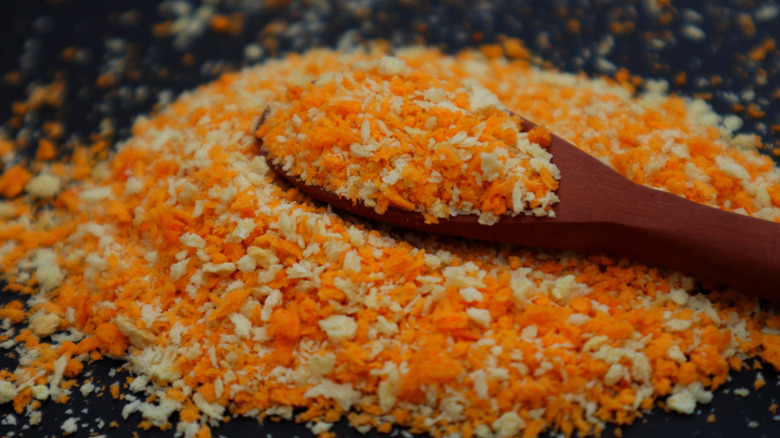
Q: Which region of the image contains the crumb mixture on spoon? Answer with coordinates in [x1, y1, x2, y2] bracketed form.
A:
[258, 56, 560, 225]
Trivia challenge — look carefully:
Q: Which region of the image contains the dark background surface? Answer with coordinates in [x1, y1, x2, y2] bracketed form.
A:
[1, 0, 779, 437]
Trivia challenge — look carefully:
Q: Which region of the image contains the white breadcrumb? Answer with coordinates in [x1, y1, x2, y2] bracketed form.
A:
[467, 308, 492, 327]
[25, 174, 61, 198]
[0, 381, 18, 403]
[492, 412, 526, 437]
[667, 390, 696, 414]
[378, 56, 408, 76]
[79, 186, 112, 203]
[29, 313, 61, 338]
[61, 417, 80, 435]
[319, 315, 358, 342]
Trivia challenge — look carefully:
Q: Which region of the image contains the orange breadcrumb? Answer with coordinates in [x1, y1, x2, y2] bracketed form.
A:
[0, 165, 32, 197]
[0, 138, 14, 155]
[36, 138, 57, 160]
[209, 14, 244, 35]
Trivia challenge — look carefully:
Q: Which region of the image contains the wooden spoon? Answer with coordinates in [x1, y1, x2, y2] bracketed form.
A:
[256, 115, 780, 301]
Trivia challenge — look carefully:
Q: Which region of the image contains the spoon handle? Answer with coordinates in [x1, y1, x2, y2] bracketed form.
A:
[532, 131, 780, 300]
[599, 183, 780, 301]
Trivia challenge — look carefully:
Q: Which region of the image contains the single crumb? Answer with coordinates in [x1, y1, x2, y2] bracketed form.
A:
[0, 381, 18, 404]
[80, 381, 96, 397]
[29, 313, 61, 337]
[667, 390, 696, 414]
[109, 383, 120, 400]
[681, 24, 706, 43]
[1, 413, 15, 426]
[61, 416, 80, 435]
[25, 174, 61, 198]
[29, 411, 42, 425]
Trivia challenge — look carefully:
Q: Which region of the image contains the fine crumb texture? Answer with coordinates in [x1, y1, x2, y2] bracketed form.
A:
[258, 57, 560, 224]
[0, 45, 780, 438]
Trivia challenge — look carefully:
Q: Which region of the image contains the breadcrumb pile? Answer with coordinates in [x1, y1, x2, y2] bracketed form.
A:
[1, 45, 780, 438]
[259, 56, 560, 225]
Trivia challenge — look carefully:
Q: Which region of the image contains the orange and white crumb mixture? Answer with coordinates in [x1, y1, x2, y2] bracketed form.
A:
[259, 56, 560, 225]
[1, 46, 780, 438]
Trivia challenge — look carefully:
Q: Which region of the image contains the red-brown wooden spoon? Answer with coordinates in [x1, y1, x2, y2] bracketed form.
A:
[256, 116, 780, 301]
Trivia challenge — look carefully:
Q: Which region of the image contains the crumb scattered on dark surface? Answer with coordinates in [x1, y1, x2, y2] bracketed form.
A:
[1, 1, 779, 438]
